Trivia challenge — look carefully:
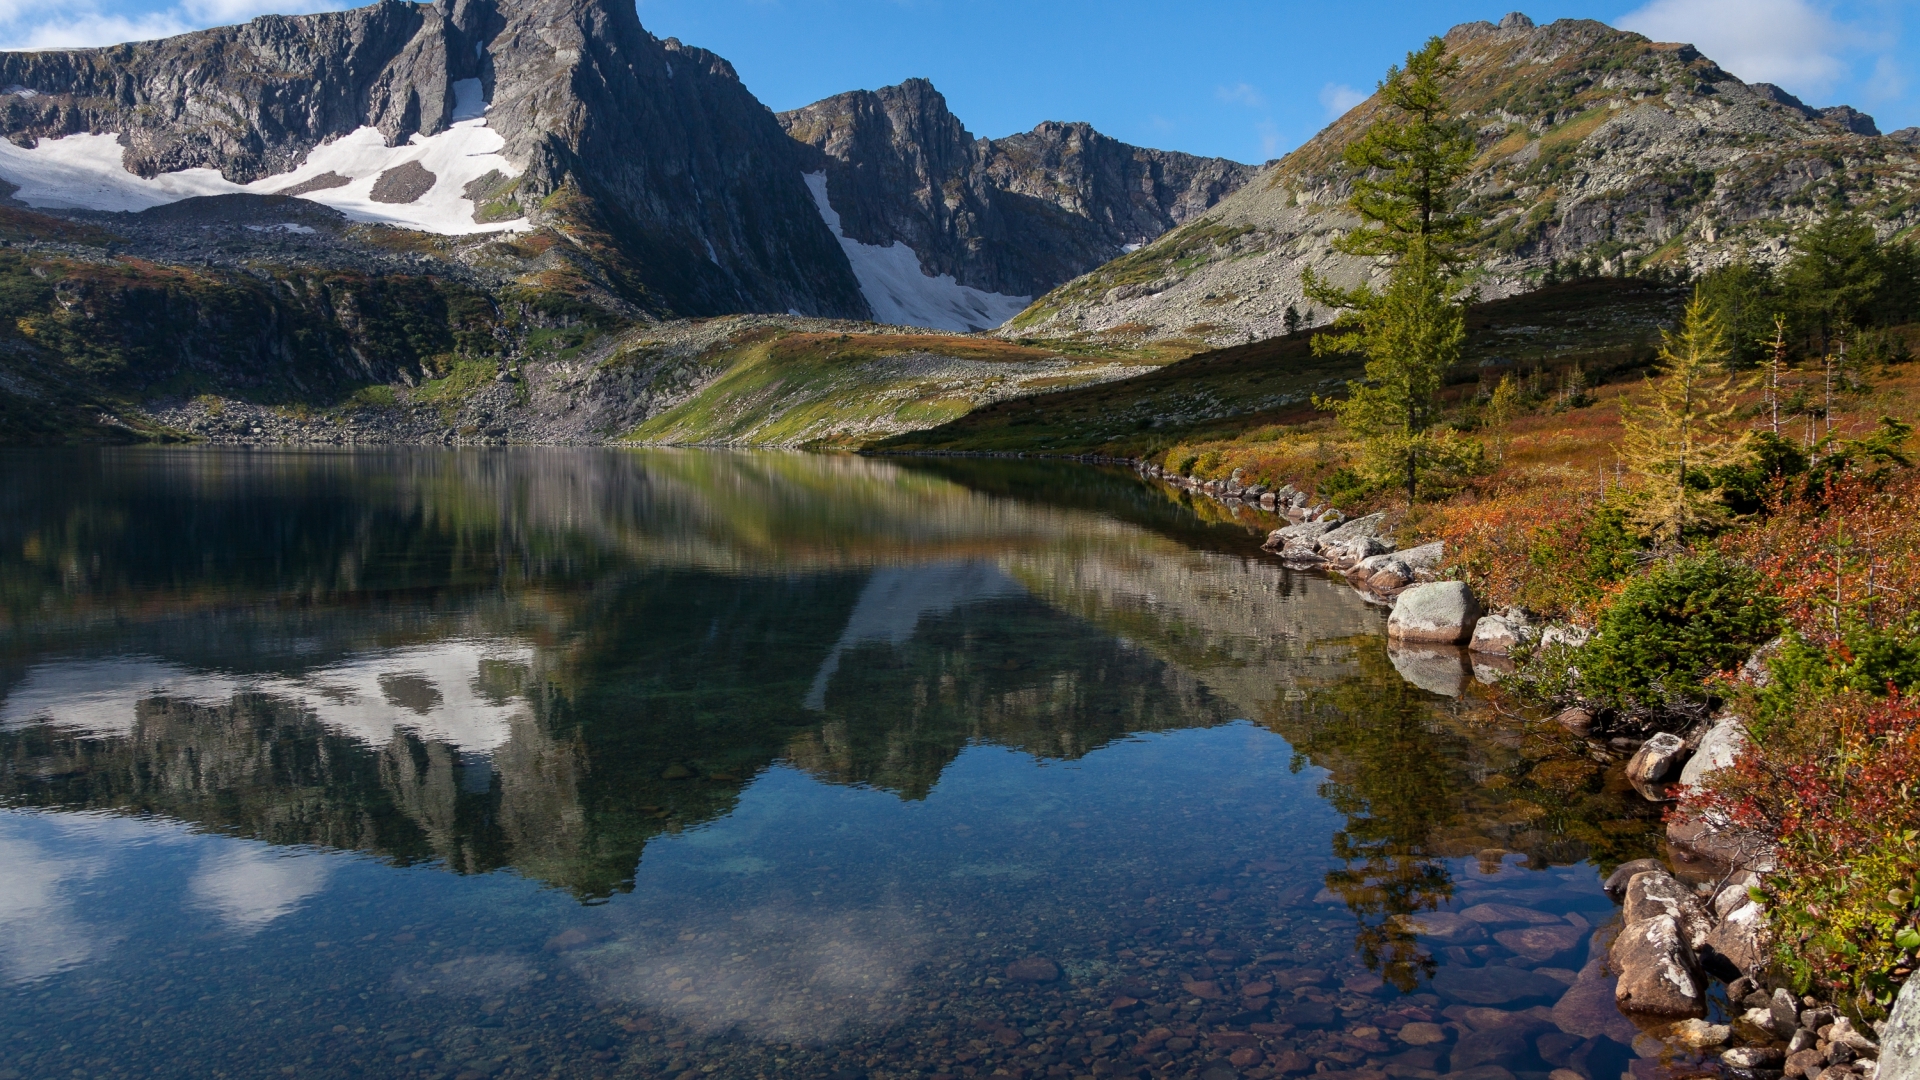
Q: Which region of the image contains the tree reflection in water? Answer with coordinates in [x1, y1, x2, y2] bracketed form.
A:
[1279, 637, 1666, 992]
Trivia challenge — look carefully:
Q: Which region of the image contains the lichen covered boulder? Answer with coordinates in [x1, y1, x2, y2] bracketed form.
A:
[1388, 581, 1482, 644]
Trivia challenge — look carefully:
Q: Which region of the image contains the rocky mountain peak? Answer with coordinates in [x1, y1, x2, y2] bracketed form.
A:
[1008, 13, 1920, 345]
[779, 78, 1253, 301]
[0, 0, 869, 321]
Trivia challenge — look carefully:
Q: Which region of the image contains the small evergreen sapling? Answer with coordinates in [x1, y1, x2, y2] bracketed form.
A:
[1619, 288, 1754, 542]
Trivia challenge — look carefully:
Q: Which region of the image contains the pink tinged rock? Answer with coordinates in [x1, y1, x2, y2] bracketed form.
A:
[1554, 707, 1595, 736]
[1462, 903, 1564, 927]
[1494, 924, 1585, 962]
[1604, 859, 1666, 900]
[1666, 808, 1777, 873]
[1552, 955, 1642, 1043]
[1702, 899, 1770, 976]
[1625, 732, 1688, 801]
[1678, 715, 1749, 792]
[1392, 910, 1489, 943]
[1398, 1022, 1448, 1046]
[1609, 914, 1706, 1017]
[1712, 872, 1760, 918]
[1005, 956, 1059, 982]
[1879, 975, 1920, 1080]
[1469, 614, 1530, 656]
[1624, 871, 1713, 949]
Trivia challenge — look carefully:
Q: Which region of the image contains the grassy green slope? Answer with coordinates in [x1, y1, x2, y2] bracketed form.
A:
[878, 277, 1684, 456]
[623, 326, 1172, 447]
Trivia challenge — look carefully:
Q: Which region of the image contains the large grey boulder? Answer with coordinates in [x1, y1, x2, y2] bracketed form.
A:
[1265, 519, 1334, 553]
[1703, 898, 1770, 976]
[1397, 541, 1445, 574]
[1317, 512, 1385, 548]
[1679, 716, 1749, 791]
[1610, 913, 1707, 1016]
[1326, 534, 1393, 566]
[1388, 581, 1483, 644]
[1624, 870, 1713, 948]
[1881, 977, 1920, 1080]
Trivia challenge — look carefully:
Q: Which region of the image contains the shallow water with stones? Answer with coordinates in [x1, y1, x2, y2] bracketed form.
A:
[0, 448, 1684, 1080]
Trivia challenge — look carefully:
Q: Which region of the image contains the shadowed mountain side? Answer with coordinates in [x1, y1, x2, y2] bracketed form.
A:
[0, 0, 868, 320]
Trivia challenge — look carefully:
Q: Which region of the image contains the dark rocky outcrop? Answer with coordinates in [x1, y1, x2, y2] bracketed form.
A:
[778, 78, 1252, 297]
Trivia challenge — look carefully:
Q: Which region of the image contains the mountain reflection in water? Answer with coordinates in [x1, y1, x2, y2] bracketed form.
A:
[0, 449, 1664, 1079]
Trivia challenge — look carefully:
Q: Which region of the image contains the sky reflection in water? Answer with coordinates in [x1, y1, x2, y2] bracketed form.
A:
[0, 449, 1664, 1080]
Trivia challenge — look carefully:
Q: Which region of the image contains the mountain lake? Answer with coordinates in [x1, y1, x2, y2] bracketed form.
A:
[0, 448, 1698, 1080]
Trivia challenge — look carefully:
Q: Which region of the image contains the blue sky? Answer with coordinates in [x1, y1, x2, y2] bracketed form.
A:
[6, 0, 1913, 163]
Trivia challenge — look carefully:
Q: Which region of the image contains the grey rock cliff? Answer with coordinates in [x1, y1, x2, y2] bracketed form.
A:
[0, 0, 869, 321]
[779, 78, 1252, 298]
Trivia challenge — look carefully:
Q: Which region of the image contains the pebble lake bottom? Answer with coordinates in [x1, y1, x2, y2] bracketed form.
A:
[0, 448, 1679, 1080]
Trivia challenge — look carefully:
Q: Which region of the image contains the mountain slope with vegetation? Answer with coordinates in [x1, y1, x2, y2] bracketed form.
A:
[1007, 11, 1920, 347]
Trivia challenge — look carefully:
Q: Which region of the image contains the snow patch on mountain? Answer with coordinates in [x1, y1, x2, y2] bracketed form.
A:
[0, 80, 522, 235]
[803, 172, 1028, 333]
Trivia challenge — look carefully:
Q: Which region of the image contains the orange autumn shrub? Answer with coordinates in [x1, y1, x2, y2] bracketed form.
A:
[1428, 478, 1635, 619]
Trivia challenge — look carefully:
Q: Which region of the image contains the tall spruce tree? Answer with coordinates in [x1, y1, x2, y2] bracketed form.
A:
[1306, 37, 1478, 505]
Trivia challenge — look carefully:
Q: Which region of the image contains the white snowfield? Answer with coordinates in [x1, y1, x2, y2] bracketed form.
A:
[0, 80, 524, 235]
[803, 171, 1029, 333]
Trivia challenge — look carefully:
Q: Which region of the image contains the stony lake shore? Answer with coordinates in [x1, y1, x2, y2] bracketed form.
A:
[1119, 455, 1917, 1080]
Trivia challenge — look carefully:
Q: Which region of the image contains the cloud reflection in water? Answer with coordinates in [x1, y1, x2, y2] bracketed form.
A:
[569, 903, 931, 1044]
[188, 844, 332, 931]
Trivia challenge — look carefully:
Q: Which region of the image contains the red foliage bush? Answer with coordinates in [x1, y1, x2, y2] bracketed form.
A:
[1720, 470, 1920, 649]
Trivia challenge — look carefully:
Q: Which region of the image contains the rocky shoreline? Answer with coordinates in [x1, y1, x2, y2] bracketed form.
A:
[1116, 456, 1909, 1079]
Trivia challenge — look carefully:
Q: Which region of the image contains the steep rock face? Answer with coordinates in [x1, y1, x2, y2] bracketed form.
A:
[0, 0, 480, 181]
[1010, 13, 1920, 344]
[0, 0, 868, 321]
[779, 78, 1251, 299]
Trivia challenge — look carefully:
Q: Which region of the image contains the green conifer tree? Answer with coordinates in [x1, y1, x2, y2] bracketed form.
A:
[1305, 37, 1479, 505]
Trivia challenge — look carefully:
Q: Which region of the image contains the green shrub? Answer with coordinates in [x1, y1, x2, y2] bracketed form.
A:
[1575, 502, 1647, 585]
[1582, 553, 1781, 709]
[1753, 628, 1920, 737]
[1318, 466, 1371, 507]
[1708, 430, 1808, 515]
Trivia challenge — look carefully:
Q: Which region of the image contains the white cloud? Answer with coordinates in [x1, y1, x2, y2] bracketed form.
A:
[1216, 82, 1266, 109]
[1866, 54, 1907, 104]
[5, 12, 191, 49]
[0, 0, 341, 50]
[1256, 120, 1283, 158]
[183, 0, 340, 21]
[1319, 82, 1369, 119]
[0, 824, 100, 983]
[1615, 0, 1853, 95]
